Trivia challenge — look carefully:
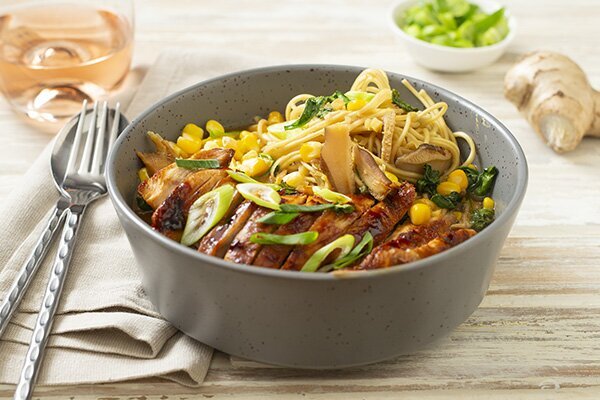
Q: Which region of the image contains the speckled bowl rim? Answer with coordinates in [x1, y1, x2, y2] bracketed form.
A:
[106, 64, 528, 282]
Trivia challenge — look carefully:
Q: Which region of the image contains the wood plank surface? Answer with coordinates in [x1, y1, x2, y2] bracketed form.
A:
[0, 0, 599, 398]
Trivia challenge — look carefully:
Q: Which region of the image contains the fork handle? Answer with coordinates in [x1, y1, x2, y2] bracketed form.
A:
[0, 199, 69, 339]
[14, 205, 86, 400]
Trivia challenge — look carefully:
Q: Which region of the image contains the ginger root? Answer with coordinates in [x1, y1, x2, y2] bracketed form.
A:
[504, 51, 600, 152]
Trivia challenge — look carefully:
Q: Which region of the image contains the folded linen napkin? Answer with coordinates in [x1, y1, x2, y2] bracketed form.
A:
[0, 49, 266, 386]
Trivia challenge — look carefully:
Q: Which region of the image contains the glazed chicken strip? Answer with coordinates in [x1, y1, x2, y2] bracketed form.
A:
[357, 217, 453, 270]
[281, 195, 375, 271]
[345, 182, 415, 247]
[253, 196, 322, 269]
[151, 171, 229, 240]
[138, 148, 234, 209]
[224, 195, 306, 265]
[358, 220, 474, 269]
[197, 200, 256, 258]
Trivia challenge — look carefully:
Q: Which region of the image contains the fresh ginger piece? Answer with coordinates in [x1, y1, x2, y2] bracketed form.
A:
[504, 51, 600, 153]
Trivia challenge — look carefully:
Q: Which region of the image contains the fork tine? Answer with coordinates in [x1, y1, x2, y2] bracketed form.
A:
[64, 100, 88, 178]
[90, 101, 108, 175]
[78, 101, 98, 175]
[107, 102, 121, 152]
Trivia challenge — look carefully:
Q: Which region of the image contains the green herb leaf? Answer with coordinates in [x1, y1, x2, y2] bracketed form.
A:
[285, 96, 327, 130]
[416, 164, 441, 196]
[459, 165, 498, 197]
[473, 166, 498, 197]
[176, 158, 221, 170]
[470, 208, 495, 231]
[392, 89, 419, 112]
[135, 194, 153, 212]
[284, 91, 351, 130]
[431, 192, 462, 209]
[279, 203, 354, 214]
[250, 231, 319, 245]
[258, 211, 300, 225]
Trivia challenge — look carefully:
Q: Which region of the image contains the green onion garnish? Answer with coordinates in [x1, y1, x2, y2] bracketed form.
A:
[301, 234, 355, 272]
[226, 170, 280, 190]
[176, 158, 221, 169]
[328, 231, 374, 271]
[258, 211, 300, 225]
[279, 203, 354, 213]
[250, 231, 319, 245]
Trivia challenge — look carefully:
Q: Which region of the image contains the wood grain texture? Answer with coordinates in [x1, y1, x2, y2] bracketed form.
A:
[1, 0, 599, 398]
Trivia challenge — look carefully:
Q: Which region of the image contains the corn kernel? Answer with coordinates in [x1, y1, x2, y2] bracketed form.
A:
[283, 171, 306, 188]
[177, 136, 203, 154]
[182, 123, 204, 139]
[384, 171, 399, 183]
[239, 157, 270, 177]
[453, 211, 463, 221]
[409, 203, 431, 226]
[299, 141, 322, 162]
[242, 150, 258, 161]
[347, 98, 366, 111]
[437, 181, 462, 196]
[447, 169, 468, 191]
[267, 111, 284, 125]
[221, 136, 243, 160]
[239, 132, 260, 154]
[414, 198, 437, 210]
[181, 132, 202, 143]
[138, 167, 150, 182]
[203, 138, 223, 150]
[483, 197, 495, 209]
[206, 120, 225, 137]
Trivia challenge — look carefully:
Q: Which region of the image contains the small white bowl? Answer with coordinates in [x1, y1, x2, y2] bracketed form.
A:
[389, 0, 517, 73]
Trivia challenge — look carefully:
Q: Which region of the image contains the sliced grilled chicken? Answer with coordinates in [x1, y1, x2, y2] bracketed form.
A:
[151, 171, 229, 240]
[224, 208, 273, 265]
[357, 218, 473, 269]
[138, 148, 234, 209]
[197, 200, 256, 258]
[345, 181, 415, 246]
[225, 194, 308, 266]
[281, 195, 375, 271]
[253, 196, 321, 269]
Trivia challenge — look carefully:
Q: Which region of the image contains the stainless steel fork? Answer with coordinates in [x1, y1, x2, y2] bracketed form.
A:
[13, 101, 121, 400]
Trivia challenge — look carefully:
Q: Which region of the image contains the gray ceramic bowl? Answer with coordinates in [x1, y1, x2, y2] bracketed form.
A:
[106, 65, 527, 368]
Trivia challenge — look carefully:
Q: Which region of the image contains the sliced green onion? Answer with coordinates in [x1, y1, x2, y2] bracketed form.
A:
[344, 91, 375, 103]
[267, 121, 294, 139]
[226, 170, 280, 190]
[279, 203, 354, 213]
[237, 182, 281, 210]
[181, 184, 235, 246]
[328, 232, 374, 271]
[250, 231, 319, 245]
[312, 186, 352, 204]
[258, 211, 300, 225]
[176, 158, 221, 170]
[301, 234, 355, 273]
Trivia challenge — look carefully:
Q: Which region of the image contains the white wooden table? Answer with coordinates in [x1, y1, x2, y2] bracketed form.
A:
[1, 0, 600, 398]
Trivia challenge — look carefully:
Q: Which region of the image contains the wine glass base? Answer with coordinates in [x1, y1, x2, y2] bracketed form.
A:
[11, 83, 106, 123]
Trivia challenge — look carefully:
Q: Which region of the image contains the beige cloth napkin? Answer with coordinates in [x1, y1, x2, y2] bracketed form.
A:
[0, 49, 266, 386]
